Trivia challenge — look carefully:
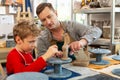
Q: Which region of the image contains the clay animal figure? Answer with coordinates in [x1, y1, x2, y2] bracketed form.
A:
[61, 32, 90, 67]
[61, 33, 70, 60]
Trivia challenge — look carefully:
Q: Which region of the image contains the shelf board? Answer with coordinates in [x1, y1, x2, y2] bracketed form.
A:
[90, 38, 120, 46]
[74, 7, 120, 14]
[90, 38, 110, 46]
[112, 41, 120, 44]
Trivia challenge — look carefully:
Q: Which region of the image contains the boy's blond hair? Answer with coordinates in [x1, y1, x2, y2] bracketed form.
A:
[13, 20, 41, 42]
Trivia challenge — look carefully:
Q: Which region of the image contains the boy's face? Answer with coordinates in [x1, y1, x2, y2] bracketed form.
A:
[16, 35, 37, 53]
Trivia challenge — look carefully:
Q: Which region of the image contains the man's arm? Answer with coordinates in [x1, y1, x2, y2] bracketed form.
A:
[68, 21, 102, 52]
[36, 36, 49, 57]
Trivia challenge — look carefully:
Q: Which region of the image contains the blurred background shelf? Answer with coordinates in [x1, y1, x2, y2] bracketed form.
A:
[73, 0, 120, 54]
[74, 7, 120, 14]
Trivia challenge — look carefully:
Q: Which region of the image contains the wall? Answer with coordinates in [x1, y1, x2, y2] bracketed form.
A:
[0, 6, 15, 41]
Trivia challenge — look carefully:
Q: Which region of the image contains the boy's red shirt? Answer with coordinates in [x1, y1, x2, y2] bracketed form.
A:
[6, 48, 47, 75]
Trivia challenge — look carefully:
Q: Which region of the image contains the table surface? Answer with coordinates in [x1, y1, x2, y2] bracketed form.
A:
[6, 63, 120, 80]
[62, 55, 120, 80]
[3, 48, 120, 80]
[62, 64, 100, 80]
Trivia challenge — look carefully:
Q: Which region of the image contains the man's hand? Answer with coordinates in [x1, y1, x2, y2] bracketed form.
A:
[69, 39, 88, 52]
[69, 41, 82, 52]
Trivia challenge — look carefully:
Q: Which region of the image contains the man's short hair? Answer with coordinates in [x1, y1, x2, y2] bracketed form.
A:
[36, 3, 55, 16]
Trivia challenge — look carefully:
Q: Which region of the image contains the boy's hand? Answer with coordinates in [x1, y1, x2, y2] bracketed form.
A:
[47, 45, 58, 56]
[54, 51, 63, 58]
[42, 45, 59, 61]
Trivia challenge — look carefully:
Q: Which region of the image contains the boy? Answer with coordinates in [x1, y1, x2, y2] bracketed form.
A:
[6, 20, 59, 75]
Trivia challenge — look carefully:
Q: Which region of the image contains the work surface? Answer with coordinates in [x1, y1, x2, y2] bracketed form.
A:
[1, 47, 120, 80]
[62, 63, 99, 80]
[61, 56, 120, 80]
[62, 63, 120, 80]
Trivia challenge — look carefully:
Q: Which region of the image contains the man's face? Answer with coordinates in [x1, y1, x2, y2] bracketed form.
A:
[38, 7, 59, 30]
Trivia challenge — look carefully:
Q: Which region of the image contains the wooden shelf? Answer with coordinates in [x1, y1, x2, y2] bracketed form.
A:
[74, 7, 120, 14]
[90, 38, 111, 47]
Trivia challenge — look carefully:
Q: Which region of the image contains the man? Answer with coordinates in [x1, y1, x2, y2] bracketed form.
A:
[36, 3, 102, 60]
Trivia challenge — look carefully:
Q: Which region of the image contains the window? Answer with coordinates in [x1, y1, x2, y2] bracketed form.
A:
[33, 0, 72, 21]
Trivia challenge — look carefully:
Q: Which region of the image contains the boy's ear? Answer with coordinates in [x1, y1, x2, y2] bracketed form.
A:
[15, 36, 22, 44]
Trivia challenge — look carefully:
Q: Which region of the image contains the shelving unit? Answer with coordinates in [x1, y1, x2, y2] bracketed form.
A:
[73, 0, 120, 53]
[74, 7, 120, 14]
